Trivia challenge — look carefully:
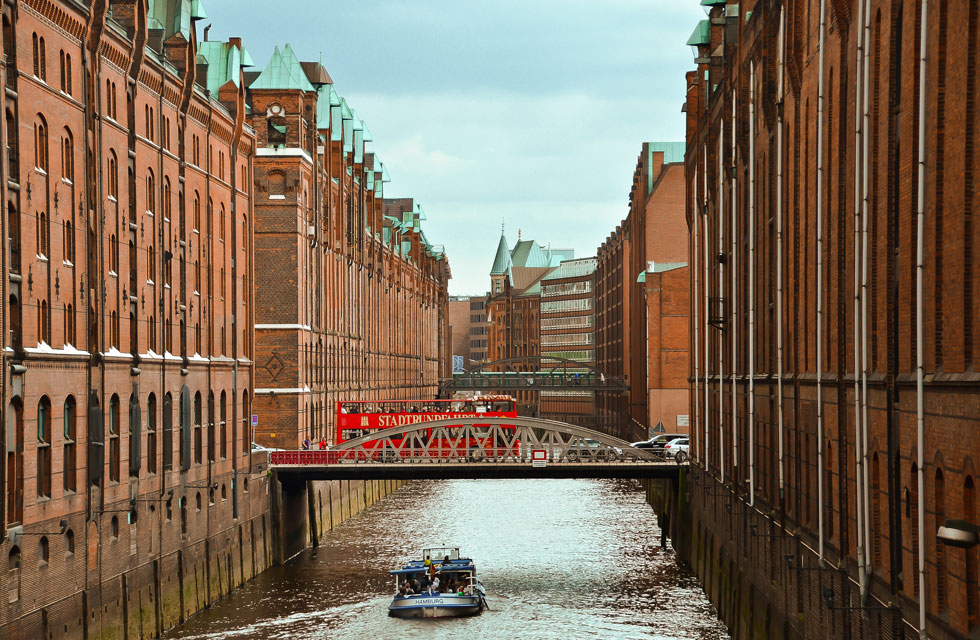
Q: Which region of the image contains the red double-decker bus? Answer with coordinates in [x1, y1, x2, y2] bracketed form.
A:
[335, 396, 518, 460]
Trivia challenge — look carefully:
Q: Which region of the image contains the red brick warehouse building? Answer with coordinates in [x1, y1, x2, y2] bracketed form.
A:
[245, 41, 452, 448]
[596, 142, 688, 441]
[0, 0, 451, 637]
[0, 0, 275, 638]
[685, 1, 980, 638]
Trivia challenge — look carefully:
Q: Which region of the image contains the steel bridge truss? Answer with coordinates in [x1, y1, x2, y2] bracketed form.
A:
[277, 417, 670, 466]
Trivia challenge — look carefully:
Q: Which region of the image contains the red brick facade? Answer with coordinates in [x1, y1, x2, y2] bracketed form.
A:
[686, 1, 980, 638]
[0, 1, 450, 637]
[596, 146, 688, 441]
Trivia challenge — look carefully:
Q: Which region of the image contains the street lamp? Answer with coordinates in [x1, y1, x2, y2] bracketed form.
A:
[937, 519, 980, 549]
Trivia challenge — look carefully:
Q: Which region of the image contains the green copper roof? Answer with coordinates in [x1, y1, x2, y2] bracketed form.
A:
[250, 44, 314, 91]
[636, 270, 646, 283]
[700, 0, 726, 5]
[490, 232, 512, 275]
[543, 257, 597, 281]
[315, 85, 332, 125]
[687, 19, 711, 46]
[198, 40, 243, 90]
[148, 0, 205, 42]
[646, 141, 687, 193]
[511, 240, 553, 269]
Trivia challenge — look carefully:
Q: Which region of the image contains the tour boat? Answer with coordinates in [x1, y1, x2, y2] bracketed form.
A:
[388, 546, 487, 618]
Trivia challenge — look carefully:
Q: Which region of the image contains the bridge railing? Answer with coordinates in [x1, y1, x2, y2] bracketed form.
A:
[269, 447, 684, 466]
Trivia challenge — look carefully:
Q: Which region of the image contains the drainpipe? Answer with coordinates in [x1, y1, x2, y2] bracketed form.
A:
[776, 4, 786, 502]
[860, 0, 873, 571]
[748, 61, 755, 506]
[718, 126, 725, 484]
[852, 0, 868, 597]
[703, 147, 710, 474]
[730, 90, 738, 484]
[694, 167, 700, 462]
[915, 0, 929, 636]
[816, 0, 827, 564]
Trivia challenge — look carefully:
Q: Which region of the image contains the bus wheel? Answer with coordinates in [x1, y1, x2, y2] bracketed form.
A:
[469, 449, 485, 463]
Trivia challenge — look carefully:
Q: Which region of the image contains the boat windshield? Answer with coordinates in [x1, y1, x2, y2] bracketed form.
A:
[423, 547, 459, 561]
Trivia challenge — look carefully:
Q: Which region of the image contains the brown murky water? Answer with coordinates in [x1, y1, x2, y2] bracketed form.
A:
[164, 479, 729, 640]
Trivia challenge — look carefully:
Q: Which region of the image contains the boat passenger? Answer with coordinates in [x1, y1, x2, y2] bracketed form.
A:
[399, 580, 414, 596]
[423, 555, 432, 567]
[419, 573, 430, 592]
[429, 575, 440, 595]
[411, 577, 421, 593]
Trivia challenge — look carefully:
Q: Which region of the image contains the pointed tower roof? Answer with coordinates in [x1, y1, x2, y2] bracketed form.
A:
[490, 231, 512, 275]
[249, 44, 315, 91]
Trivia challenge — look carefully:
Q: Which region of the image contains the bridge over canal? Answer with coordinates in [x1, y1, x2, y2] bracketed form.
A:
[268, 417, 683, 481]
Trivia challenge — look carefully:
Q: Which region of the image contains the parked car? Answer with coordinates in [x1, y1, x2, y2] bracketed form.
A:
[630, 433, 686, 456]
[251, 442, 283, 453]
[565, 438, 624, 462]
[662, 437, 689, 462]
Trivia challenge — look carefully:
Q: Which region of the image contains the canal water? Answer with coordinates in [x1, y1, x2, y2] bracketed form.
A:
[165, 479, 729, 640]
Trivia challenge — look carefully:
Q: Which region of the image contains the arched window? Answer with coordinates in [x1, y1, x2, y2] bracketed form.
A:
[8, 546, 21, 602]
[61, 128, 73, 182]
[219, 391, 227, 460]
[38, 37, 45, 82]
[59, 50, 65, 91]
[64, 219, 74, 264]
[37, 211, 48, 257]
[64, 53, 71, 95]
[108, 394, 120, 482]
[193, 391, 202, 465]
[193, 192, 200, 231]
[219, 204, 225, 241]
[31, 33, 39, 77]
[109, 233, 118, 272]
[242, 390, 250, 454]
[38, 536, 48, 567]
[36, 396, 51, 499]
[34, 116, 48, 171]
[207, 390, 215, 462]
[147, 393, 157, 475]
[6, 109, 17, 177]
[62, 396, 76, 493]
[106, 79, 112, 118]
[128, 394, 140, 477]
[107, 150, 117, 198]
[148, 314, 156, 352]
[146, 170, 155, 214]
[38, 298, 49, 343]
[936, 468, 947, 610]
[163, 176, 171, 220]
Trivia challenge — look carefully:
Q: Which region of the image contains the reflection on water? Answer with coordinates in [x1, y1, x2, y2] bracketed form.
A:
[165, 479, 729, 640]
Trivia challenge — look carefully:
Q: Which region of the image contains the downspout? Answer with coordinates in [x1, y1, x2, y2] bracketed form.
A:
[730, 90, 738, 484]
[816, 0, 827, 564]
[718, 126, 725, 484]
[703, 146, 710, 474]
[853, 0, 868, 598]
[776, 4, 786, 503]
[860, 0, 873, 571]
[748, 61, 755, 506]
[915, 0, 929, 635]
[694, 165, 699, 463]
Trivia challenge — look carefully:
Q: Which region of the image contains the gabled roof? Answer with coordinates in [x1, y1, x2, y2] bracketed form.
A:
[148, 0, 206, 42]
[510, 240, 553, 269]
[490, 233, 512, 276]
[198, 40, 251, 91]
[249, 44, 315, 91]
[543, 257, 597, 281]
[686, 19, 711, 47]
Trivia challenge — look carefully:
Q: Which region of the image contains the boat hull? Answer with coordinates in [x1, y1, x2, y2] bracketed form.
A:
[388, 594, 484, 618]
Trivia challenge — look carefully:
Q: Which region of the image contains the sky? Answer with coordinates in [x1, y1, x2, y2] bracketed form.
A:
[203, 1, 706, 295]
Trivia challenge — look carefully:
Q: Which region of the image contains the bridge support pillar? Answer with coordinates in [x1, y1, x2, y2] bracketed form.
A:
[271, 472, 310, 563]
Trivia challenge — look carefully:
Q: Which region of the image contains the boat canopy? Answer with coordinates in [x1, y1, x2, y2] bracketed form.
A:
[390, 559, 475, 575]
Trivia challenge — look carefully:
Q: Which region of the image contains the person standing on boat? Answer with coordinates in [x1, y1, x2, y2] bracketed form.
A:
[428, 574, 440, 595]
